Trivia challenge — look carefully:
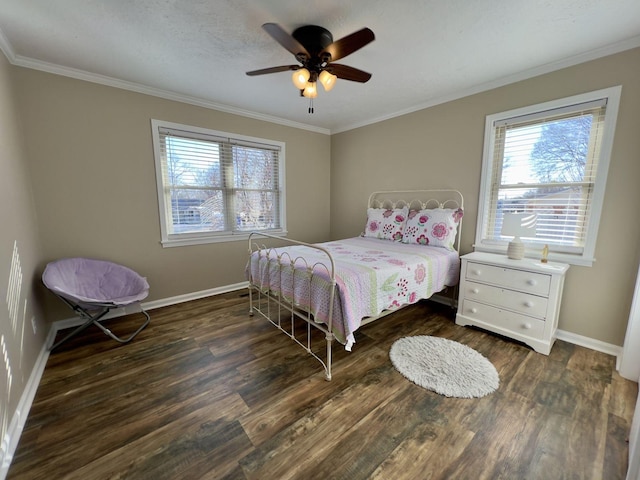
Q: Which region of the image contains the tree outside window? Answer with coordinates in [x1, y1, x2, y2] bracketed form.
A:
[475, 87, 621, 266]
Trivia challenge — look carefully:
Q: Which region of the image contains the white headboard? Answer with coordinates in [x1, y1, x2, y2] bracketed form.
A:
[367, 189, 464, 254]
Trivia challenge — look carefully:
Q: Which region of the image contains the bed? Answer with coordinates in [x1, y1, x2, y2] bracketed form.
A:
[246, 189, 463, 380]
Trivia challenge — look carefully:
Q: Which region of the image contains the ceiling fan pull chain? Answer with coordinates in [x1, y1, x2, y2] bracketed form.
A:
[308, 97, 314, 114]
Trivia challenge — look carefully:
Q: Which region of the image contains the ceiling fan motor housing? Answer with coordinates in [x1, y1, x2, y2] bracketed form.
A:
[292, 25, 333, 57]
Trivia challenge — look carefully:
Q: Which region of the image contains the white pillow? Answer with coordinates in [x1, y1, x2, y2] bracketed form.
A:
[363, 206, 408, 241]
[402, 208, 463, 250]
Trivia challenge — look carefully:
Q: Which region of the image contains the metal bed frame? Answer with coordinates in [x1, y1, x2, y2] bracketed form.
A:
[247, 189, 464, 380]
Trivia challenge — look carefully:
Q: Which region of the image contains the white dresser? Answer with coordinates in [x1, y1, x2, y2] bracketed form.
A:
[455, 251, 569, 355]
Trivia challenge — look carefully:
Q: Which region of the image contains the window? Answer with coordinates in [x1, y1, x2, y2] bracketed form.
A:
[151, 120, 286, 247]
[475, 86, 621, 266]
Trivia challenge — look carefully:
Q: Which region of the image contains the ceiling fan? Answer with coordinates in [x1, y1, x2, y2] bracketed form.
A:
[246, 23, 375, 112]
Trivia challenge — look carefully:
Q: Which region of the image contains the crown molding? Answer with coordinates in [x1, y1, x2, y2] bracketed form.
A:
[0, 26, 16, 63]
[332, 35, 640, 134]
[2, 48, 330, 135]
[1, 22, 639, 136]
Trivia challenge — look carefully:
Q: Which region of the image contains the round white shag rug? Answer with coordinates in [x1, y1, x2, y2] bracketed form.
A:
[389, 336, 499, 398]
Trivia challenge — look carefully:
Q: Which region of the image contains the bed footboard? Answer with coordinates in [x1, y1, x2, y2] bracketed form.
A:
[247, 232, 338, 380]
[246, 189, 464, 381]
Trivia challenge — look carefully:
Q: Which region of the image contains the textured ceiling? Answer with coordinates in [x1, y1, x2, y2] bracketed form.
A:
[1, 0, 640, 133]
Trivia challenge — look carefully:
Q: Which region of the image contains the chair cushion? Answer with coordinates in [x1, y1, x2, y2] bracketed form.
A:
[43, 258, 149, 306]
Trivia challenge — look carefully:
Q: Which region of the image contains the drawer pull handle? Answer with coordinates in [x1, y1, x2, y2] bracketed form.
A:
[527, 279, 537, 286]
[470, 307, 478, 314]
[523, 322, 532, 330]
[524, 301, 534, 308]
[472, 270, 482, 276]
[471, 288, 479, 294]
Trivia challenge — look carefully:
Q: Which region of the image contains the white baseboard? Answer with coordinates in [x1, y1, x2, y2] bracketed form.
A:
[0, 281, 623, 480]
[0, 281, 248, 479]
[439, 299, 622, 362]
[1, 331, 54, 480]
[556, 329, 623, 364]
[430, 294, 623, 363]
[48, 282, 249, 339]
[142, 281, 248, 311]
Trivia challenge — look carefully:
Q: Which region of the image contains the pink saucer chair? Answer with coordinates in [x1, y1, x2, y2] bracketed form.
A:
[43, 257, 151, 351]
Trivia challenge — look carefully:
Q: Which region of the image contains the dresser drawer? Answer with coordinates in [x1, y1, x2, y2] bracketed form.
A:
[460, 299, 546, 340]
[463, 281, 548, 319]
[465, 261, 551, 296]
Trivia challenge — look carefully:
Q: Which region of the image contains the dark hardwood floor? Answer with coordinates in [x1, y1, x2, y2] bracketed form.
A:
[7, 290, 637, 479]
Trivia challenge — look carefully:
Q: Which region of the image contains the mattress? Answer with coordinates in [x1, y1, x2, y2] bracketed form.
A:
[246, 236, 460, 349]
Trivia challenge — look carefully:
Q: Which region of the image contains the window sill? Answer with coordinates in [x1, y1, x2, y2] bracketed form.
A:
[473, 245, 595, 267]
[161, 229, 288, 248]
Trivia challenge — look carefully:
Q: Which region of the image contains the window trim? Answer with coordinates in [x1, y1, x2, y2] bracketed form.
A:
[151, 119, 287, 247]
[474, 86, 622, 266]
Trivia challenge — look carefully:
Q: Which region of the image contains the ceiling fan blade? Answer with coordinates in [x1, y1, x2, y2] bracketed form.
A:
[323, 28, 375, 62]
[326, 64, 372, 83]
[246, 65, 299, 76]
[262, 23, 310, 59]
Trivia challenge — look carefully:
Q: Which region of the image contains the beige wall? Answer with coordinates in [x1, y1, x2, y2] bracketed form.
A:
[331, 47, 640, 346]
[0, 55, 47, 451]
[13, 68, 332, 320]
[2, 48, 639, 452]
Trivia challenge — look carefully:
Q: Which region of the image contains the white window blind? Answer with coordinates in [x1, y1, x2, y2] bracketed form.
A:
[475, 87, 621, 265]
[151, 120, 285, 246]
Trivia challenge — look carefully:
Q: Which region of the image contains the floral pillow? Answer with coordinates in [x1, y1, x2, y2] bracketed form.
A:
[402, 208, 463, 250]
[363, 207, 408, 242]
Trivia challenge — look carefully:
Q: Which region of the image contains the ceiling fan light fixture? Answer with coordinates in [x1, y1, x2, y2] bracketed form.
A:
[292, 68, 310, 89]
[302, 81, 318, 98]
[318, 70, 337, 91]
[247, 23, 375, 112]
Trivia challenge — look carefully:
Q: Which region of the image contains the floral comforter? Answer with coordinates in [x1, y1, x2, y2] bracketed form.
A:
[246, 236, 460, 350]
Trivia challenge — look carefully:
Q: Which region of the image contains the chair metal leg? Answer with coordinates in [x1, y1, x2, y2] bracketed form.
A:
[49, 307, 111, 351]
[91, 307, 151, 344]
[49, 297, 151, 351]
